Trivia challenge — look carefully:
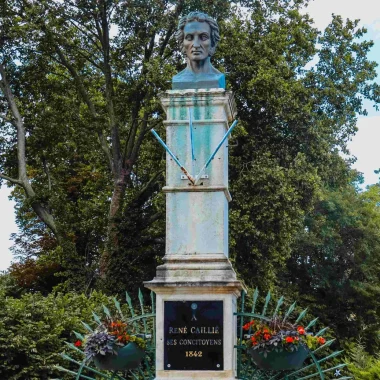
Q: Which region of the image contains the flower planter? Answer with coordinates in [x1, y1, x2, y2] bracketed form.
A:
[93, 342, 145, 371]
[249, 345, 309, 371]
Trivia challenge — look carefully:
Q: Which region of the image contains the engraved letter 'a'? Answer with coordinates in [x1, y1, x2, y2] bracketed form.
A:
[191, 303, 198, 321]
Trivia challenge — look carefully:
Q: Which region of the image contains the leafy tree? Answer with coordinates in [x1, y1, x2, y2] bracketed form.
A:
[0, 0, 379, 299]
[8, 259, 62, 295]
[223, 3, 380, 289]
[0, 0, 231, 292]
[279, 181, 380, 352]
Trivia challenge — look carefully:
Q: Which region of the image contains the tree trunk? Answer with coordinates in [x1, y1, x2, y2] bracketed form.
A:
[100, 167, 130, 274]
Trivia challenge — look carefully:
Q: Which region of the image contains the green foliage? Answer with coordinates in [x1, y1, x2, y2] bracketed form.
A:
[0, 277, 113, 379]
[346, 340, 380, 379]
[280, 182, 380, 351]
[223, 1, 379, 290]
[1, 0, 234, 293]
[0, 272, 25, 298]
[0, 1, 380, 359]
[230, 152, 320, 289]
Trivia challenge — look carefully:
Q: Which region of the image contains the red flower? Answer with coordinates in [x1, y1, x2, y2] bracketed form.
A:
[285, 336, 294, 343]
[318, 337, 326, 345]
[243, 321, 255, 330]
[74, 340, 82, 347]
[263, 333, 271, 341]
[297, 326, 305, 335]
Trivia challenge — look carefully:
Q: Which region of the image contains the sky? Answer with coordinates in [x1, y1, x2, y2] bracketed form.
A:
[302, 0, 380, 185]
[0, 0, 379, 271]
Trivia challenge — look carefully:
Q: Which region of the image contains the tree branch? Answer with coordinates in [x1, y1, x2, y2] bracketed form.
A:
[75, 49, 104, 71]
[98, 131, 113, 171]
[54, 45, 97, 116]
[131, 117, 162, 162]
[0, 63, 60, 239]
[145, 212, 163, 227]
[144, 32, 156, 63]
[100, 1, 121, 178]
[125, 116, 140, 163]
[93, 15, 104, 49]
[159, 25, 174, 57]
[48, 71, 72, 81]
[134, 170, 164, 203]
[0, 172, 22, 185]
[0, 63, 27, 181]
[52, 43, 113, 172]
[67, 18, 103, 52]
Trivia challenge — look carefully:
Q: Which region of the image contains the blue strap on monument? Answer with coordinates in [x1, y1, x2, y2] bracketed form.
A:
[194, 119, 238, 185]
[151, 129, 195, 184]
[151, 129, 182, 167]
[151, 120, 238, 186]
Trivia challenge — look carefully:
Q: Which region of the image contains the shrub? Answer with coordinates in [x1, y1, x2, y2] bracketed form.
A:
[346, 340, 380, 379]
[0, 281, 113, 379]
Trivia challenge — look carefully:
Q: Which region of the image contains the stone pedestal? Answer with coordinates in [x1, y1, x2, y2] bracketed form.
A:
[145, 88, 244, 380]
[146, 283, 241, 380]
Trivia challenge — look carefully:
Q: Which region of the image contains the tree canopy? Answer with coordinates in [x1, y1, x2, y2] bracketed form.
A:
[1, 0, 380, 359]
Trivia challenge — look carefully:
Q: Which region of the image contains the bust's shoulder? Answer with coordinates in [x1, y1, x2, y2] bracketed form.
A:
[173, 68, 194, 81]
[209, 65, 223, 75]
[172, 70, 225, 90]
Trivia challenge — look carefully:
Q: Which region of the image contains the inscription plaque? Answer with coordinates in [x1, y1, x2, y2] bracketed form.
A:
[164, 301, 223, 371]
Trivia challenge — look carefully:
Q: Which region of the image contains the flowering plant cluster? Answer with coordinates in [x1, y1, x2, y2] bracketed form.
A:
[243, 318, 326, 354]
[75, 319, 145, 362]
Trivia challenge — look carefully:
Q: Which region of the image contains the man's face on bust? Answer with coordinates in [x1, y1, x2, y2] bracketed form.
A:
[183, 21, 212, 62]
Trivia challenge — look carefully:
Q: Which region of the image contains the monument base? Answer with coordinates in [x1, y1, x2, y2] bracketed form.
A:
[156, 369, 235, 380]
[145, 255, 244, 380]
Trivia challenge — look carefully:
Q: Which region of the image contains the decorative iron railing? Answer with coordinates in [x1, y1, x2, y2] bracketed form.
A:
[55, 290, 156, 380]
[235, 289, 351, 380]
[56, 289, 351, 379]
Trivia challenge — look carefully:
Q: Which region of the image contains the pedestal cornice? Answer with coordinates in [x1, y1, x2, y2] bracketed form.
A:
[163, 186, 232, 202]
[160, 89, 237, 123]
[144, 254, 245, 297]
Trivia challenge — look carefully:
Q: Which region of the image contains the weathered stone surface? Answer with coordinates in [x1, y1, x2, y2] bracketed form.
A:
[158, 90, 236, 260]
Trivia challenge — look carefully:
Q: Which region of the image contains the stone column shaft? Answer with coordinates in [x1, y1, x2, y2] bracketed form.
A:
[145, 89, 244, 380]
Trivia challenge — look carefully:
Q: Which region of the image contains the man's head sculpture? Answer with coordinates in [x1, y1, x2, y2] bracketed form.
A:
[175, 11, 220, 57]
[172, 11, 225, 89]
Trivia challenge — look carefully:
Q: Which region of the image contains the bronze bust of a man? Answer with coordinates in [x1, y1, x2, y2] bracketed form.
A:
[172, 11, 225, 90]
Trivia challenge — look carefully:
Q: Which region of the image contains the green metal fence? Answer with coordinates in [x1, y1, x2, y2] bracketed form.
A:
[56, 289, 351, 379]
[235, 289, 351, 380]
[55, 290, 156, 380]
